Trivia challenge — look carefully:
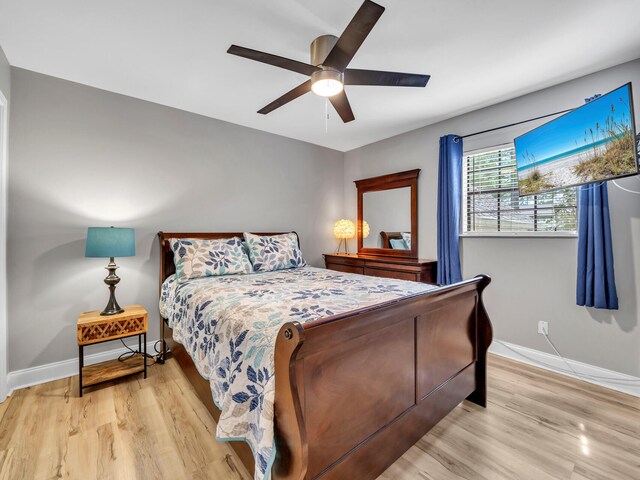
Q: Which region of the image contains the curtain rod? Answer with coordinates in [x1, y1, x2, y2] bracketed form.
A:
[453, 107, 575, 143]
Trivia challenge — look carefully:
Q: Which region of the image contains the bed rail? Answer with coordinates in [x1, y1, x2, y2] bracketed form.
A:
[273, 274, 492, 480]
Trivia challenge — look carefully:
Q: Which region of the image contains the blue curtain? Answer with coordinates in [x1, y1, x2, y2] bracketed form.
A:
[576, 183, 618, 309]
[576, 94, 618, 310]
[437, 134, 463, 285]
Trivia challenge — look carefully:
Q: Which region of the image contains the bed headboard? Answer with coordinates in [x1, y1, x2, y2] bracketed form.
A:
[157, 231, 300, 291]
[380, 231, 404, 249]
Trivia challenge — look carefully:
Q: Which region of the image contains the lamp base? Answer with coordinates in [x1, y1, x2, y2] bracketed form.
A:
[335, 238, 350, 254]
[100, 301, 124, 316]
[100, 257, 124, 316]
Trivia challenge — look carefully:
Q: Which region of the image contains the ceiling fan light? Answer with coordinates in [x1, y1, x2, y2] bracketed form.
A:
[311, 69, 344, 97]
[312, 79, 343, 97]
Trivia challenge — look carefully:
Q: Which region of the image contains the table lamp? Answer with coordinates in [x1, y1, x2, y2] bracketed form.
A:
[333, 219, 355, 253]
[85, 226, 135, 316]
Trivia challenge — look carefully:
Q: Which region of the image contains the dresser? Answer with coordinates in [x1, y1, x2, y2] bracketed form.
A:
[324, 253, 437, 285]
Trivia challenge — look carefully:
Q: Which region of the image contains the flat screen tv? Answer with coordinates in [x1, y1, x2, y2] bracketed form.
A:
[515, 83, 638, 196]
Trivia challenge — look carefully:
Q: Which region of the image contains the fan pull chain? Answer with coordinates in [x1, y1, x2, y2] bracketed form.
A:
[325, 98, 329, 133]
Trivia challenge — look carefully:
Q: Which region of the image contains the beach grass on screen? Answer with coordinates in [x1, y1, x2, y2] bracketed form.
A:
[515, 83, 638, 196]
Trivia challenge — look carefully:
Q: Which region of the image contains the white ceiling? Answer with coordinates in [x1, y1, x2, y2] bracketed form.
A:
[1, 0, 640, 151]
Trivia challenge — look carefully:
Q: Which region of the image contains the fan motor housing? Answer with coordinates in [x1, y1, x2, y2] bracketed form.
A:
[310, 35, 338, 67]
[310, 68, 344, 87]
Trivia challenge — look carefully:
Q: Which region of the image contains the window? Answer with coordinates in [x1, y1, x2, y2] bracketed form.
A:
[462, 145, 577, 234]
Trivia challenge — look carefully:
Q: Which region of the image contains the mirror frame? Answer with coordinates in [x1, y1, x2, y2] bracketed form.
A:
[355, 169, 420, 259]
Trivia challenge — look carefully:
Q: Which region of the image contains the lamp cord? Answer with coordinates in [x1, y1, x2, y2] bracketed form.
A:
[118, 339, 164, 366]
[495, 338, 639, 385]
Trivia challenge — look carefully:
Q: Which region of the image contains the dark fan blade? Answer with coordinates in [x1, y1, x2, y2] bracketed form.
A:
[258, 80, 312, 115]
[345, 69, 430, 87]
[227, 45, 320, 76]
[329, 90, 355, 123]
[322, 0, 385, 72]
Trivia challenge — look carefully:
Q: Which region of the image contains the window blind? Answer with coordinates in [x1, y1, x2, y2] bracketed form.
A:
[462, 145, 577, 233]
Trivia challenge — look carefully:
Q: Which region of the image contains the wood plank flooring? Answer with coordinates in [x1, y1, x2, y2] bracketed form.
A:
[0, 354, 637, 479]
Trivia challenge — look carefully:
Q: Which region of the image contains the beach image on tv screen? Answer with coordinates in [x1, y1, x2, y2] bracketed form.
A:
[515, 84, 638, 196]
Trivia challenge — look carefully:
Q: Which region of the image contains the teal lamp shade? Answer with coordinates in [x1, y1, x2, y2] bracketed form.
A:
[85, 227, 135, 258]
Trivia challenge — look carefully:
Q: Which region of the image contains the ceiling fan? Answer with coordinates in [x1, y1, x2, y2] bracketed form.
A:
[227, 0, 430, 123]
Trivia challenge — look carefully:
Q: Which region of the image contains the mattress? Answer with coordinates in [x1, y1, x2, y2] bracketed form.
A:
[160, 266, 436, 480]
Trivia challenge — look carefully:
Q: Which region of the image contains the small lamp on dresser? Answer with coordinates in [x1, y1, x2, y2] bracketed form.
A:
[333, 219, 355, 254]
[358, 220, 370, 240]
[85, 226, 135, 315]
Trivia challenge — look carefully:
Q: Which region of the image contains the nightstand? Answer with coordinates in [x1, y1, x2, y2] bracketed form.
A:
[77, 304, 148, 396]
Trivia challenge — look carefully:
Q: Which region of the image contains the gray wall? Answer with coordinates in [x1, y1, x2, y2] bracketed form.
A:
[8, 68, 344, 372]
[345, 58, 640, 377]
[0, 46, 9, 100]
[0, 46, 10, 397]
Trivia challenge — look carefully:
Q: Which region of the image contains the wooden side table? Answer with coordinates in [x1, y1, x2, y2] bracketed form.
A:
[77, 304, 148, 396]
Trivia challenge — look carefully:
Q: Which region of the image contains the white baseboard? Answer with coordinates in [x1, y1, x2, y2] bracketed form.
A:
[4, 338, 638, 400]
[5, 340, 158, 398]
[489, 340, 640, 398]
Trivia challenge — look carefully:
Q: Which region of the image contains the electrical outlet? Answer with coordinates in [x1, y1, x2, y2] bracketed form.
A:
[538, 321, 549, 335]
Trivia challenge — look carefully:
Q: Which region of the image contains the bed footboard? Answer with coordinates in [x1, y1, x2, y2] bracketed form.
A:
[273, 275, 492, 480]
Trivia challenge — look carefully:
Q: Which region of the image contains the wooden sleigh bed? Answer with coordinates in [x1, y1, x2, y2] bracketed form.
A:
[158, 231, 492, 480]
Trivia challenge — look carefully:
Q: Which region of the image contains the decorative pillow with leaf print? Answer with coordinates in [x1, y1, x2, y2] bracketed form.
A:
[243, 232, 307, 272]
[401, 232, 412, 249]
[170, 237, 252, 283]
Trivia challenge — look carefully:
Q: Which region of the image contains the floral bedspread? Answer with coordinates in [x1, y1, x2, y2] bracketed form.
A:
[160, 266, 436, 480]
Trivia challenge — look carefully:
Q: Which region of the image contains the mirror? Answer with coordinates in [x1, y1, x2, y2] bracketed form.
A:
[362, 188, 412, 249]
[355, 169, 419, 258]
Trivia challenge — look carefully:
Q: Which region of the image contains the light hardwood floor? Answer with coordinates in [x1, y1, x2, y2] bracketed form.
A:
[0, 354, 638, 479]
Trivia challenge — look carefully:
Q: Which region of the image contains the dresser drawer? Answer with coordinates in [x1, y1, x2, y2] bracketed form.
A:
[324, 254, 436, 285]
[328, 263, 365, 275]
[364, 267, 418, 282]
